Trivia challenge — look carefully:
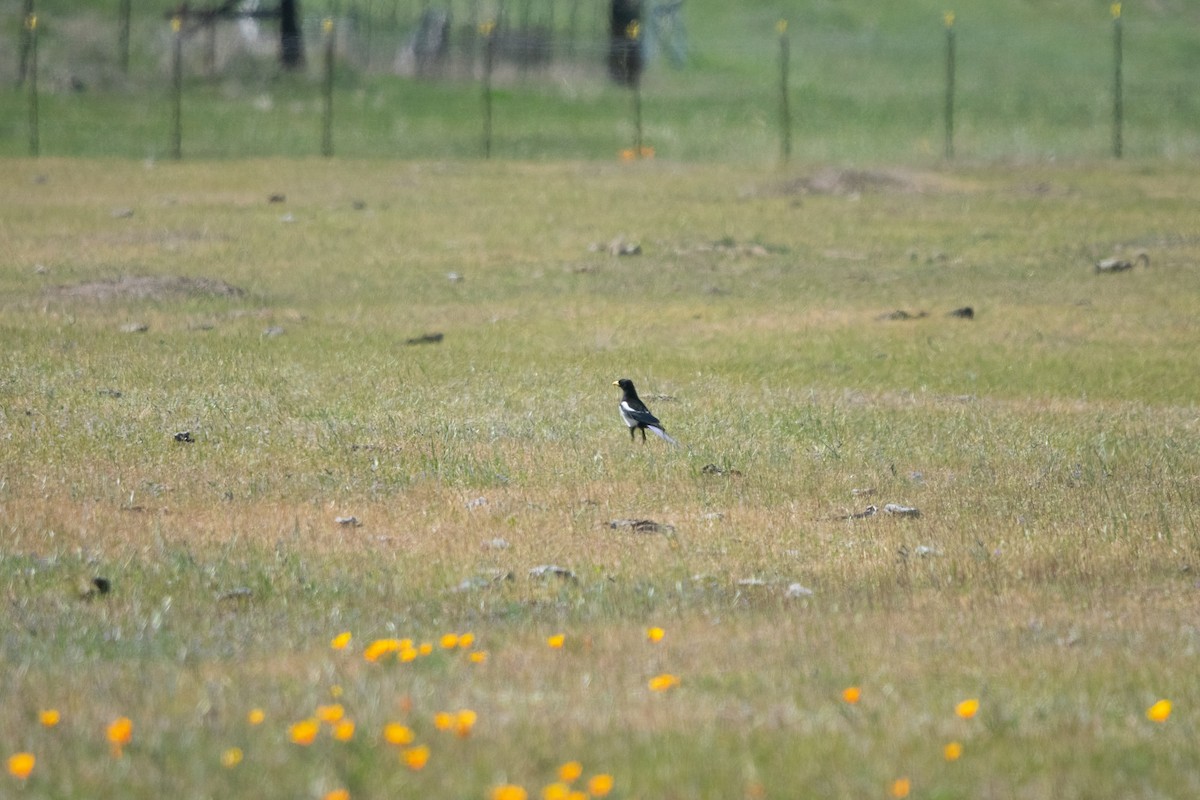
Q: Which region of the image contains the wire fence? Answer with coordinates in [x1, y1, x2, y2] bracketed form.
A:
[5, 2, 1196, 162]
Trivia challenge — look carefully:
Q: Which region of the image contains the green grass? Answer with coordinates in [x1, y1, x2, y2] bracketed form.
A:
[2, 156, 1200, 798]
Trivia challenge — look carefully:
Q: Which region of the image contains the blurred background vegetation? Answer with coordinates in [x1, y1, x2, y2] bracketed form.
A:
[2, 0, 1198, 162]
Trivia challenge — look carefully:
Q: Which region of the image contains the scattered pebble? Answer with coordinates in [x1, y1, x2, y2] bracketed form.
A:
[884, 503, 921, 518]
[606, 518, 674, 533]
[529, 564, 576, 581]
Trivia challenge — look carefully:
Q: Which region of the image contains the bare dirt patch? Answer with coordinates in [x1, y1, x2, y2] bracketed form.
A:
[46, 275, 246, 302]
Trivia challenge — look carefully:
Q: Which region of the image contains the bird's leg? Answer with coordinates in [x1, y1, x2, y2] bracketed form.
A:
[640, 427, 647, 442]
[629, 427, 636, 441]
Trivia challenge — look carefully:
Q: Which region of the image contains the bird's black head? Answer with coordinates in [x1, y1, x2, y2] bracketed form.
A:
[613, 378, 635, 392]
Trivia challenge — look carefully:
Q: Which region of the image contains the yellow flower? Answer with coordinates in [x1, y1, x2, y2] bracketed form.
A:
[330, 631, 352, 650]
[491, 785, 528, 800]
[220, 747, 243, 768]
[944, 741, 963, 761]
[587, 774, 614, 797]
[39, 709, 61, 727]
[401, 744, 430, 771]
[7, 752, 35, 780]
[542, 782, 570, 800]
[890, 777, 911, 798]
[470, 651, 489, 664]
[955, 698, 980, 719]
[247, 708, 266, 725]
[842, 686, 862, 705]
[383, 722, 415, 746]
[455, 709, 478, 738]
[364, 638, 400, 662]
[316, 704, 345, 725]
[458, 632, 476, 649]
[107, 716, 133, 757]
[1147, 699, 1172, 723]
[547, 634, 565, 649]
[399, 646, 419, 663]
[440, 633, 460, 649]
[646, 626, 665, 643]
[567, 792, 588, 800]
[433, 711, 454, 731]
[418, 642, 434, 656]
[558, 760, 583, 782]
[289, 718, 320, 746]
[324, 790, 350, 800]
[332, 720, 356, 741]
[648, 673, 681, 692]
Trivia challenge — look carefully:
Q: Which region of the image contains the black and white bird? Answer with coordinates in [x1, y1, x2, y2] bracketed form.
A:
[613, 378, 679, 445]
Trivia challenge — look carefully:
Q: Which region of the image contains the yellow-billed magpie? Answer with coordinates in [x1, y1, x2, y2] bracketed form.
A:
[613, 379, 678, 445]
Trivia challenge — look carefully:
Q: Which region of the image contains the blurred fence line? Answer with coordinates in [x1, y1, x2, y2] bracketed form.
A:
[3, 2, 1193, 162]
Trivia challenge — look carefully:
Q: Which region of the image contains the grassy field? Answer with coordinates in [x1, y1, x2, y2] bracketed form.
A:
[2, 0, 1200, 161]
[2, 156, 1200, 798]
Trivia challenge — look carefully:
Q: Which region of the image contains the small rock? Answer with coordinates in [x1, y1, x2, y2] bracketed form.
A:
[262, 326, 285, 338]
[268, 193, 286, 203]
[529, 564, 577, 581]
[334, 516, 361, 527]
[80, 576, 111, 600]
[173, 431, 194, 443]
[884, 503, 921, 518]
[839, 505, 877, 520]
[482, 537, 509, 550]
[913, 545, 940, 557]
[949, 306, 974, 319]
[592, 236, 641, 256]
[879, 309, 929, 321]
[737, 577, 768, 587]
[279, 213, 295, 223]
[405, 332, 444, 345]
[446, 272, 464, 282]
[785, 582, 814, 598]
[465, 497, 488, 509]
[119, 322, 149, 333]
[606, 518, 674, 533]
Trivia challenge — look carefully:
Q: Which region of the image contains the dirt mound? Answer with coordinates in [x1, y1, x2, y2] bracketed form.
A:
[779, 167, 921, 196]
[47, 275, 246, 302]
